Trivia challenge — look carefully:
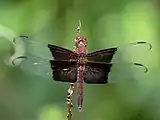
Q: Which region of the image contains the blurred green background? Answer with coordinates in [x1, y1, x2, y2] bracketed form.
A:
[0, 0, 160, 120]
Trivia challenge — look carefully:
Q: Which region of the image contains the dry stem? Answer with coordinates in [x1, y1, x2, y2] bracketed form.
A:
[66, 83, 74, 120]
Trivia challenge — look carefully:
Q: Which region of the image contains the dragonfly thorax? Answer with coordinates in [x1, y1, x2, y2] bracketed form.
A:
[74, 36, 87, 54]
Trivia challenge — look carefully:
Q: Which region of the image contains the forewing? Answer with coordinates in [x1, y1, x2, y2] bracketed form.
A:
[84, 62, 112, 84]
[12, 37, 77, 78]
[48, 44, 78, 60]
[50, 60, 77, 83]
[11, 37, 53, 77]
[87, 48, 117, 63]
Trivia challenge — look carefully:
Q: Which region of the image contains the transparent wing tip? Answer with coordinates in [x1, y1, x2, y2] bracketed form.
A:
[19, 35, 29, 38]
[130, 41, 152, 51]
[13, 35, 29, 44]
[12, 56, 27, 66]
[134, 62, 148, 73]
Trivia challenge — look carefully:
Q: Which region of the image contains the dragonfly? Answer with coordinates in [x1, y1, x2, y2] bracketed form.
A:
[12, 21, 152, 112]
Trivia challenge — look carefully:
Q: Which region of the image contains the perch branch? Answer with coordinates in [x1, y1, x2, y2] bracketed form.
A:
[66, 83, 74, 120]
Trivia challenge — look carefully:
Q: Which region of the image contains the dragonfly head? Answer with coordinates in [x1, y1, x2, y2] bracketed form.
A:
[74, 20, 87, 54]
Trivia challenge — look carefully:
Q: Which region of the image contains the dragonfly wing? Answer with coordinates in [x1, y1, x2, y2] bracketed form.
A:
[87, 47, 117, 63]
[84, 61, 147, 84]
[87, 41, 151, 72]
[11, 37, 53, 77]
[87, 41, 151, 63]
[85, 42, 151, 84]
[50, 60, 77, 83]
[48, 44, 78, 60]
[19, 38, 78, 60]
[13, 37, 78, 78]
[111, 41, 152, 63]
[84, 62, 112, 84]
[21, 37, 52, 60]
[19, 55, 52, 77]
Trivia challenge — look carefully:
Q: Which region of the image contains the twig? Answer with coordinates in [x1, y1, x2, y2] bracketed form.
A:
[66, 83, 74, 120]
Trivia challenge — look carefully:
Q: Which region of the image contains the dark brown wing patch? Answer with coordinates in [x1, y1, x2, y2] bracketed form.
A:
[48, 44, 78, 60]
[84, 62, 112, 84]
[50, 60, 77, 83]
[87, 47, 117, 63]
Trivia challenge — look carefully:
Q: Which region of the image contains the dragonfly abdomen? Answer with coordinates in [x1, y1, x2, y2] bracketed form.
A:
[77, 65, 85, 112]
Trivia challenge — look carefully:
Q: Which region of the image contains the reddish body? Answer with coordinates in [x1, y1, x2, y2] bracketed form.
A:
[74, 35, 87, 111]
